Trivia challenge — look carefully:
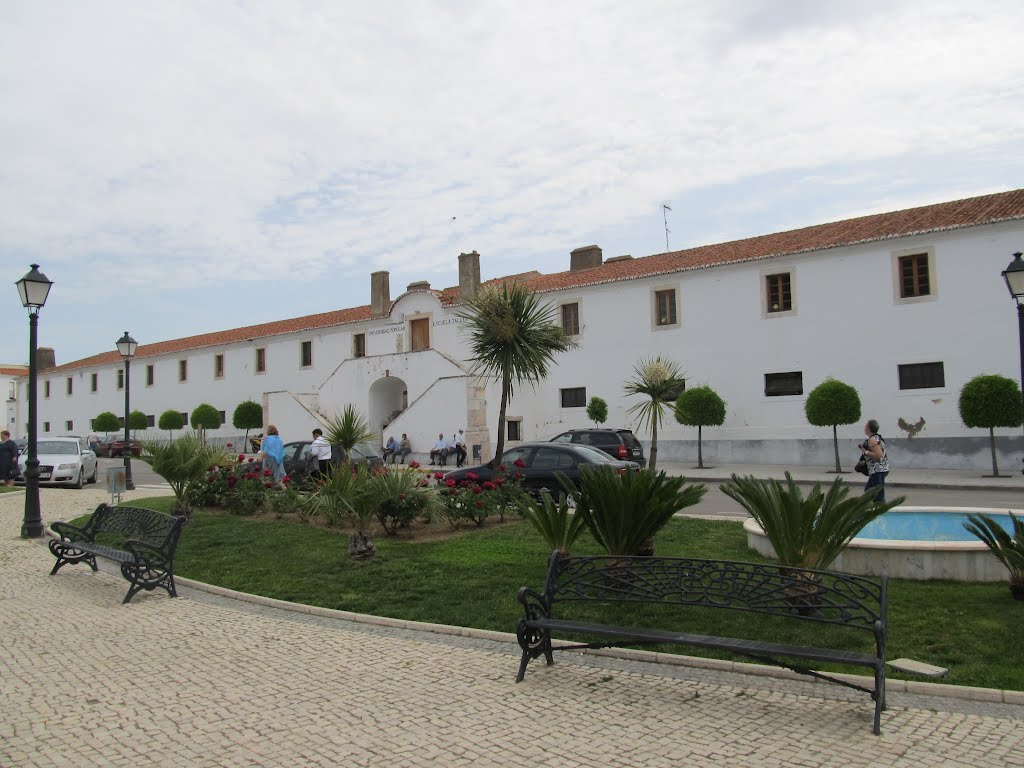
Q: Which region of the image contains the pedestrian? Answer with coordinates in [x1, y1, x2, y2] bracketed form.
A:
[310, 428, 333, 478]
[86, 431, 101, 454]
[0, 430, 19, 487]
[382, 435, 398, 464]
[259, 424, 286, 484]
[395, 433, 412, 464]
[430, 433, 448, 465]
[860, 419, 889, 503]
[454, 428, 467, 467]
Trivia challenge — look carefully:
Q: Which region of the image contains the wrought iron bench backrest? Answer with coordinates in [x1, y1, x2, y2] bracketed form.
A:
[85, 504, 184, 551]
[544, 554, 886, 633]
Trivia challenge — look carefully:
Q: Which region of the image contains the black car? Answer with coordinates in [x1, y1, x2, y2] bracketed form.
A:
[442, 442, 639, 497]
[549, 428, 646, 467]
[280, 440, 384, 481]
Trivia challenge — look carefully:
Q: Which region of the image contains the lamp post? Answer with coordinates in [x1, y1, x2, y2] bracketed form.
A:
[116, 331, 138, 491]
[15, 264, 53, 538]
[1001, 253, 1024, 467]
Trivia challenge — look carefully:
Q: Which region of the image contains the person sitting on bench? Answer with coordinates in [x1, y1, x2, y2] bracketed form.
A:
[382, 435, 398, 464]
[430, 433, 449, 466]
[393, 434, 412, 464]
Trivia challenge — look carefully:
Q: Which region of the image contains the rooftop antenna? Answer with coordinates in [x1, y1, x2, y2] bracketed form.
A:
[662, 203, 672, 252]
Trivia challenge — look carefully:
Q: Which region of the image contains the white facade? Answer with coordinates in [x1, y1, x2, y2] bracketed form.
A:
[17, 194, 1024, 470]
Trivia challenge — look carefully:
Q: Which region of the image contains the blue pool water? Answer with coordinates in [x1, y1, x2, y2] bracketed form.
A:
[857, 510, 1018, 542]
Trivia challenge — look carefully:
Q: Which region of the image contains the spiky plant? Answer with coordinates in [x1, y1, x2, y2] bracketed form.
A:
[521, 491, 588, 557]
[623, 356, 685, 473]
[964, 512, 1024, 598]
[324, 404, 377, 466]
[140, 434, 231, 517]
[563, 466, 706, 556]
[720, 473, 904, 571]
[368, 467, 444, 536]
[457, 281, 577, 463]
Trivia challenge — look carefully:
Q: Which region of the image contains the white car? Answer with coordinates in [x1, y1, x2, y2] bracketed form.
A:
[17, 437, 99, 489]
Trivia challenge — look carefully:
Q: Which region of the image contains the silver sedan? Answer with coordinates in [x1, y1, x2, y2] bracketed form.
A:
[17, 437, 99, 489]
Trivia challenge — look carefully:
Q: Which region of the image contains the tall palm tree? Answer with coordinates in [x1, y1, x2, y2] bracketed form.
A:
[457, 281, 577, 463]
[623, 356, 684, 473]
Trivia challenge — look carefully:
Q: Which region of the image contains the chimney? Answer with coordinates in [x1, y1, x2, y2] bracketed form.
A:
[407, 280, 431, 291]
[604, 255, 634, 264]
[37, 347, 56, 371]
[371, 271, 390, 318]
[458, 251, 481, 300]
[570, 245, 603, 272]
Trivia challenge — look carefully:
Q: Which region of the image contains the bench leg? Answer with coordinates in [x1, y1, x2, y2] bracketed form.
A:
[48, 540, 97, 575]
[516, 621, 554, 682]
[120, 562, 177, 604]
[872, 666, 886, 735]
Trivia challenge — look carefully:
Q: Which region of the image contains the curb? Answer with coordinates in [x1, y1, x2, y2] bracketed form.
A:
[174, 574, 1024, 708]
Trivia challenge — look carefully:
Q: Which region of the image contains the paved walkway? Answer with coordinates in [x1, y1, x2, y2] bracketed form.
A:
[2, 487, 1023, 767]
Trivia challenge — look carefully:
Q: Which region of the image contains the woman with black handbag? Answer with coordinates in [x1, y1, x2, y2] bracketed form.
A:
[859, 419, 889, 502]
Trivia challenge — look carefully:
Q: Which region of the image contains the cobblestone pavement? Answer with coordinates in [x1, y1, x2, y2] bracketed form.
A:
[2, 489, 1022, 767]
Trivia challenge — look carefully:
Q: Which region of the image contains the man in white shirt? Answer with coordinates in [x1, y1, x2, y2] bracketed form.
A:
[454, 429, 467, 467]
[430, 433, 448, 465]
[310, 428, 332, 478]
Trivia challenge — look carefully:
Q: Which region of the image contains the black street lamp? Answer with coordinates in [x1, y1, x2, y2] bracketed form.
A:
[15, 264, 53, 538]
[116, 331, 138, 491]
[1001, 252, 1024, 468]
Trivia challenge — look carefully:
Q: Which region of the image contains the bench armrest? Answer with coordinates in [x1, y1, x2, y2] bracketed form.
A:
[123, 539, 172, 564]
[50, 521, 91, 542]
[516, 586, 550, 620]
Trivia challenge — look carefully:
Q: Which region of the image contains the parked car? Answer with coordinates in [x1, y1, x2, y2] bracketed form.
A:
[280, 440, 385, 482]
[549, 428, 646, 467]
[442, 442, 639, 498]
[15, 436, 98, 488]
[95, 434, 143, 458]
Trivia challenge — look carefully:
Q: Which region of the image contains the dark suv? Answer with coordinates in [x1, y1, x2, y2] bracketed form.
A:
[549, 429, 646, 467]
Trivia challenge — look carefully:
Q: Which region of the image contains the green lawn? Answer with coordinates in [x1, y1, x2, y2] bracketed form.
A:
[124, 497, 1024, 691]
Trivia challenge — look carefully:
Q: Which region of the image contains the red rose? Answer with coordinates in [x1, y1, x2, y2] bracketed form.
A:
[434, 472, 444, 479]
[446, 479, 456, 488]
[466, 472, 479, 481]
[410, 461, 420, 468]
[513, 459, 526, 468]
[471, 485, 482, 494]
[263, 469, 271, 477]
[483, 481, 496, 491]
[247, 457, 255, 463]
[264, 482, 273, 488]
[237, 455, 245, 462]
[282, 476, 291, 483]
[227, 443, 233, 448]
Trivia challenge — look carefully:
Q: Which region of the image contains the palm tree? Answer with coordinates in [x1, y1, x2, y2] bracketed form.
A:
[457, 281, 577, 463]
[623, 356, 684, 473]
[140, 434, 230, 518]
[325, 404, 376, 467]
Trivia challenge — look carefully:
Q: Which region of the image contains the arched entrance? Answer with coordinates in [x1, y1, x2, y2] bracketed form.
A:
[368, 375, 408, 441]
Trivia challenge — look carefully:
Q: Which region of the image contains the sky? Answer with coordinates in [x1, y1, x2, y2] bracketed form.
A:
[2, 0, 1024, 367]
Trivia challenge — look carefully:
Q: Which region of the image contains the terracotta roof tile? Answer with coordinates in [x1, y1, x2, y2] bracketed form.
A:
[0, 366, 28, 377]
[49, 188, 1024, 372]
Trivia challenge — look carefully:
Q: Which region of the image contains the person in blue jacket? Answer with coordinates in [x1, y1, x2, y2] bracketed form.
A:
[260, 424, 286, 484]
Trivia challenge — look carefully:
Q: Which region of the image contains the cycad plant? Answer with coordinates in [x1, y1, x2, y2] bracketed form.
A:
[521, 491, 588, 557]
[964, 512, 1024, 600]
[369, 467, 444, 536]
[140, 434, 231, 518]
[306, 463, 378, 557]
[720, 473, 903, 571]
[563, 466, 706, 556]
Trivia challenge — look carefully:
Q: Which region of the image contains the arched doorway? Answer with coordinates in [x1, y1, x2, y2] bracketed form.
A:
[368, 375, 408, 441]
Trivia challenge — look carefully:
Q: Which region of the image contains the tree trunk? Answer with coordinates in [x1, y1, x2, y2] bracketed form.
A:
[494, 371, 510, 466]
[649, 419, 658, 473]
[990, 427, 1001, 477]
[832, 424, 841, 473]
[697, 425, 704, 469]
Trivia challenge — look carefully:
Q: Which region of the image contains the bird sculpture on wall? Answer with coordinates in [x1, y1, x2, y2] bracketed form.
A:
[897, 416, 926, 439]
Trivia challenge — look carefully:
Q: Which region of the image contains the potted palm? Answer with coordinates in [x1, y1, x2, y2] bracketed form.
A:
[964, 512, 1024, 600]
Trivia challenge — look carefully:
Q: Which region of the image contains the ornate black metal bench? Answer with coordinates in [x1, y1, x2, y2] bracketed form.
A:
[516, 553, 888, 734]
[48, 504, 185, 604]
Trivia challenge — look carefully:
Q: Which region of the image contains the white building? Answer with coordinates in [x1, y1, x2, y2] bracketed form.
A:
[18, 188, 1024, 470]
[3, 365, 28, 435]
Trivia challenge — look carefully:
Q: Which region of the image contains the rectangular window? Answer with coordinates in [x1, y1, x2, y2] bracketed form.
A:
[65, 420, 73, 431]
[898, 362, 945, 390]
[410, 318, 430, 351]
[90, 373, 98, 392]
[66, 377, 73, 396]
[353, 333, 366, 358]
[560, 387, 587, 408]
[655, 289, 677, 326]
[179, 359, 188, 382]
[147, 414, 155, 428]
[214, 354, 225, 379]
[899, 253, 930, 298]
[300, 341, 313, 367]
[218, 410, 226, 424]
[255, 347, 266, 374]
[117, 370, 124, 390]
[146, 364, 154, 386]
[765, 371, 803, 397]
[43, 421, 50, 433]
[766, 273, 792, 312]
[561, 303, 580, 336]
[118, 416, 125, 428]
[180, 412, 188, 426]
[44, 380, 50, 398]
[507, 420, 522, 441]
